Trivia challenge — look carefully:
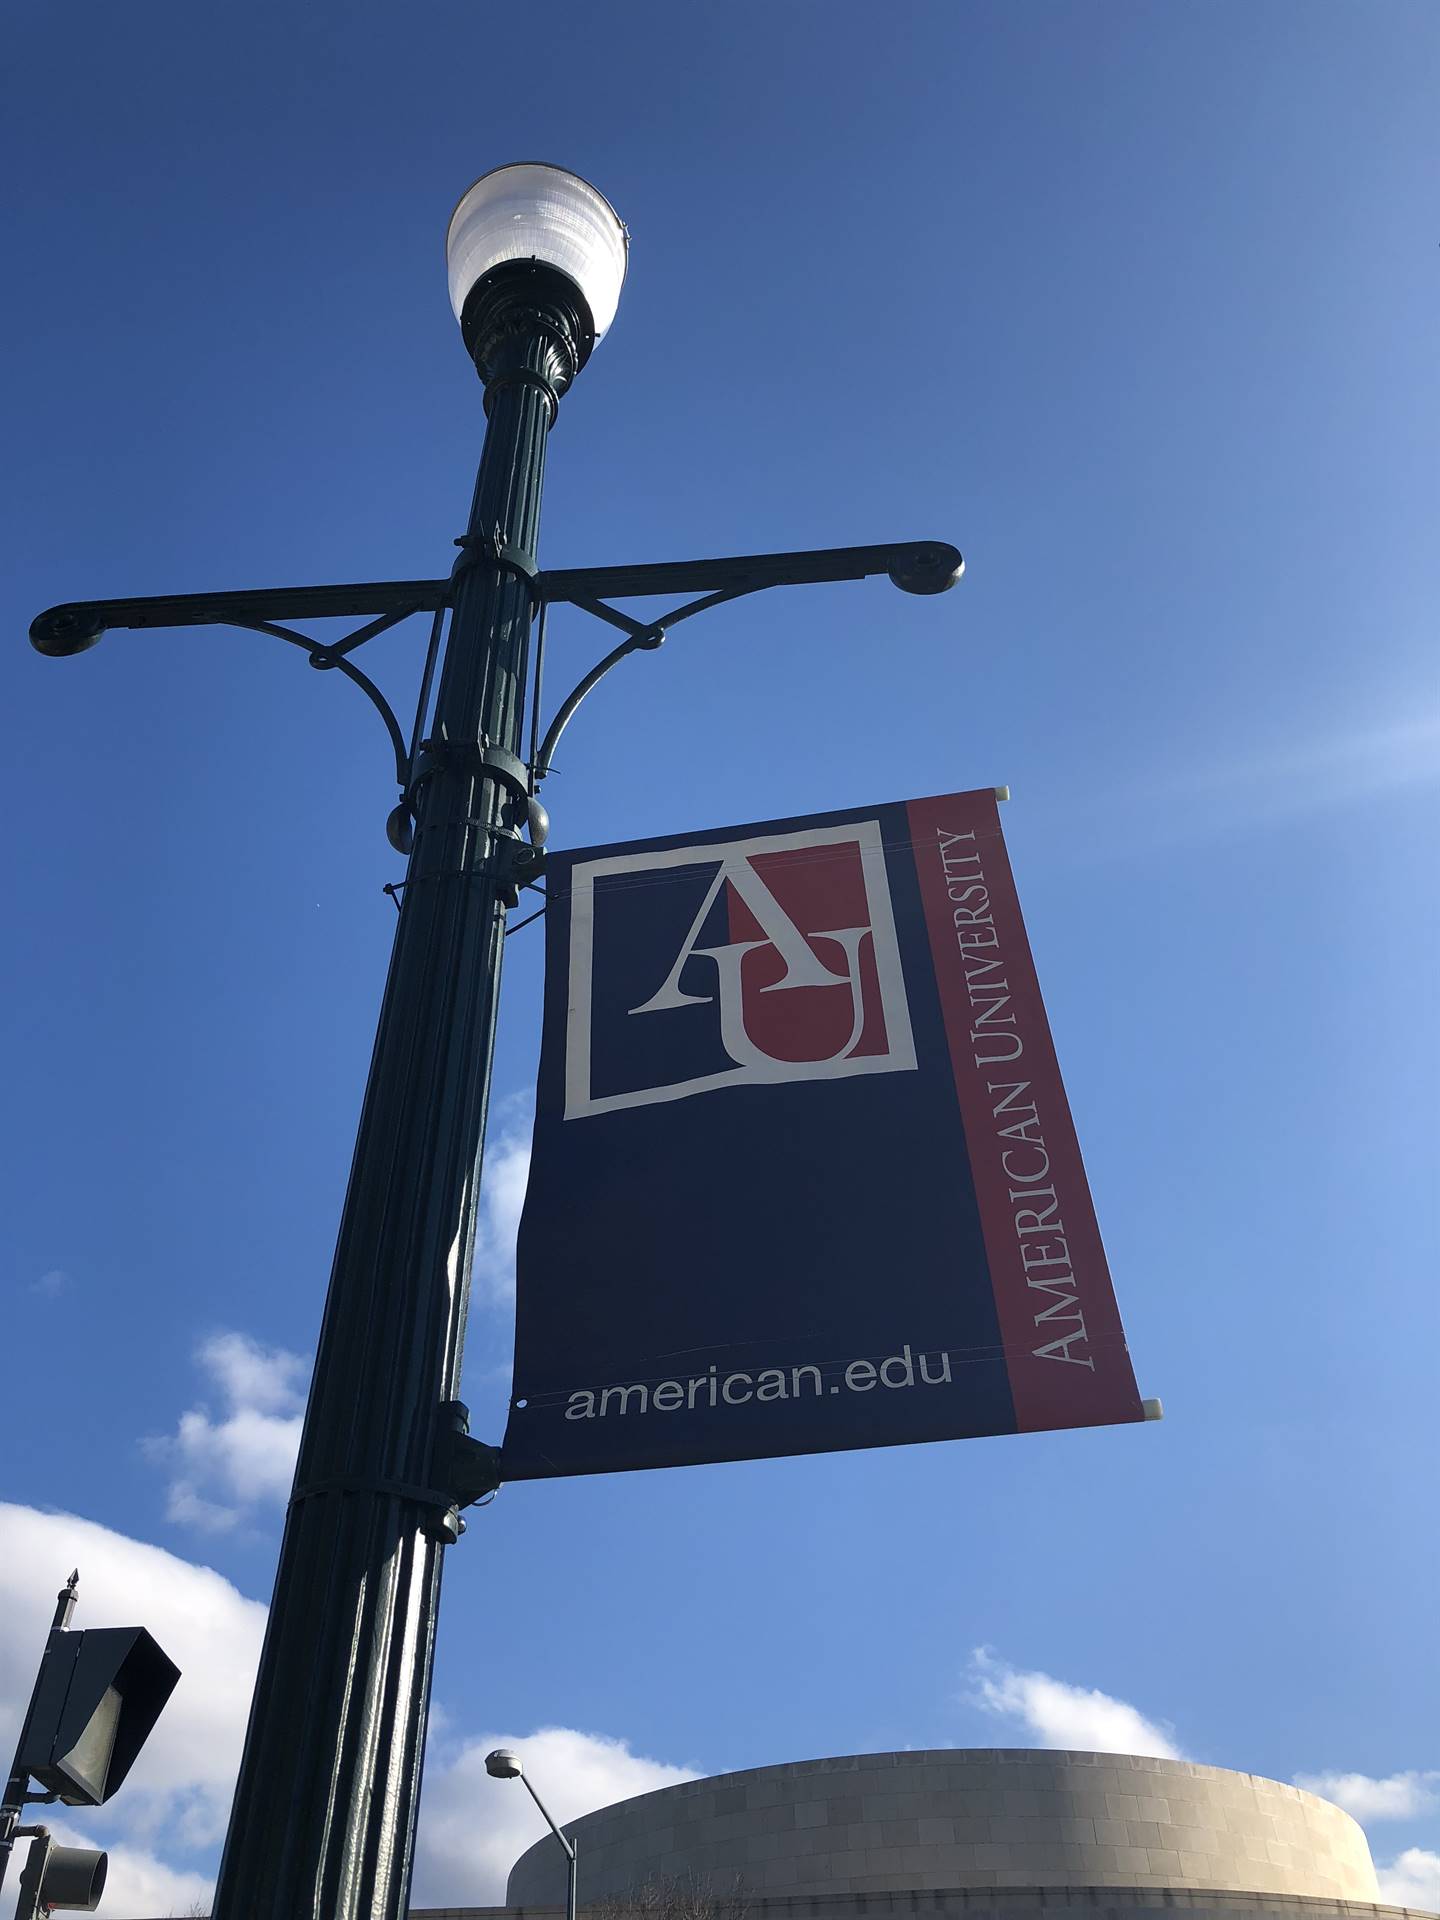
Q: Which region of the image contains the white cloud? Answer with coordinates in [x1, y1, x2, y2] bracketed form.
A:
[142, 1332, 306, 1531]
[1375, 1846, 1440, 1911]
[472, 1108, 533, 1307]
[0, 1503, 266, 1873]
[1295, 1770, 1440, 1823]
[198, 1330, 306, 1415]
[414, 1725, 698, 1907]
[965, 1647, 1184, 1760]
[29, 1267, 70, 1297]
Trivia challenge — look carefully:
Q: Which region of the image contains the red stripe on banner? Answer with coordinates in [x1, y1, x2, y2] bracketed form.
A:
[906, 791, 1143, 1434]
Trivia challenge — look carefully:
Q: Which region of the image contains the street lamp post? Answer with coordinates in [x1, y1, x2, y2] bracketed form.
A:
[203, 165, 625, 1920]
[28, 162, 962, 1920]
[486, 1748, 577, 1920]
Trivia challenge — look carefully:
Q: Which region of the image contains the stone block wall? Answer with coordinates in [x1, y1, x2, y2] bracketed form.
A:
[504, 1752, 1379, 1907]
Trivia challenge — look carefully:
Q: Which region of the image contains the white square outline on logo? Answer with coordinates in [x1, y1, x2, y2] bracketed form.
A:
[563, 818, 917, 1120]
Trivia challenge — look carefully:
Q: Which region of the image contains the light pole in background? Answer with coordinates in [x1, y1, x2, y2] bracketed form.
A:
[486, 1748, 578, 1920]
[28, 162, 962, 1920]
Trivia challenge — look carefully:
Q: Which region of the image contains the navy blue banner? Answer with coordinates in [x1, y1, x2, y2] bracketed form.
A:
[500, 790, 1143, 1480]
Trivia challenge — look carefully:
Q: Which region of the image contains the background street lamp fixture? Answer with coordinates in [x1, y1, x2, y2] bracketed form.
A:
[486, 1748, 578, 1920]
[28, 162, 962, 1920]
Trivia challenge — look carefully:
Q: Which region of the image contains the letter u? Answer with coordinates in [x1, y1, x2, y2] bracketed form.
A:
[971, 1031, 1023, 1064]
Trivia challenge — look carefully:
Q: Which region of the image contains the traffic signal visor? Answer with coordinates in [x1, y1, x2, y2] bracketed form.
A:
[17, 1627, 180, 1806]
[15, 1835, 109, 1919]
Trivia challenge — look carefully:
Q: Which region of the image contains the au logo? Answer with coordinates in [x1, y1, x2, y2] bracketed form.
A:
[564, 819, 916, 1118]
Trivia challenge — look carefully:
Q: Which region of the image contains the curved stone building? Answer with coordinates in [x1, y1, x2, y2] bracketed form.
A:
[484, 1750, 1429, 1920]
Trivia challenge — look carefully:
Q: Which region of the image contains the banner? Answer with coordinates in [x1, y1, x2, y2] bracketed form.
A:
[500, 788, 1144, 1481]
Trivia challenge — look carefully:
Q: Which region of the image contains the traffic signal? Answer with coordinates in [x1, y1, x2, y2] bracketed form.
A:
[13, 1832, 108, 1919]
[16, 1626, 180, 1806]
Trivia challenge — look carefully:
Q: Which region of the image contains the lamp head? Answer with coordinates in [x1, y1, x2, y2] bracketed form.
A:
[485, 1748, 524, 1780]
[447, 164, 627, 391]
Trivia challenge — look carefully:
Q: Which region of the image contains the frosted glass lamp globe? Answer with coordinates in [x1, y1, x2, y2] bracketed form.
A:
[446, 164, 628, 345]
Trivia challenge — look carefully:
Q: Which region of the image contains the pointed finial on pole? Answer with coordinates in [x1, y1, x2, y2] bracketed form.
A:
[52, 1570, 80, 1632]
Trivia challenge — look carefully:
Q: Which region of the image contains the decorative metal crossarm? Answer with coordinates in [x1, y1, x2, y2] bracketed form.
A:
[29, 538, 963, 833]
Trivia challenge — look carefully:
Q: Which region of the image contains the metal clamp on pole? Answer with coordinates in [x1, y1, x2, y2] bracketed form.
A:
[436, 1402, 503, 1531]
[407, 738, 532, 804]
[495, 838, 545, 906]
[473, 743, 531, 798]
[404, 740, 544, 900]
[451, 528, 542, 605]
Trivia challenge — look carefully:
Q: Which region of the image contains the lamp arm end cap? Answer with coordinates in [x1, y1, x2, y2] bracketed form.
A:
[887, 542, 964, 595]
[30, 605, 107, 656]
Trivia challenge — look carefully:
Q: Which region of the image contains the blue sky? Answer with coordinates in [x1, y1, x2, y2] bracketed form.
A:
[2, 3, 1437, 1914]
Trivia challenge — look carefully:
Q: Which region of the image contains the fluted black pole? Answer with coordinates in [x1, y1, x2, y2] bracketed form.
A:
[210, 262, 591, 1920]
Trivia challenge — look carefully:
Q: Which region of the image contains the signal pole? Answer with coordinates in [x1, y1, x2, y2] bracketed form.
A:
[0, 1571, 79, 1899]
